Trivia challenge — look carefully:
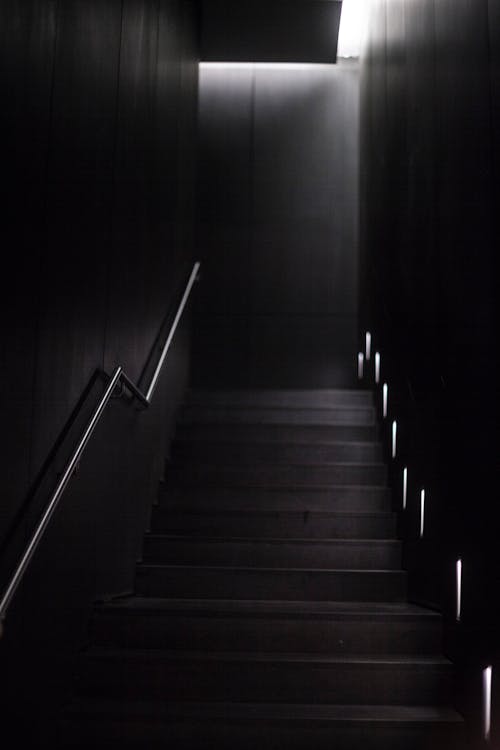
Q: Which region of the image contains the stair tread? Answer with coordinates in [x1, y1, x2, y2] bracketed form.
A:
[175, 439, 382, 447]
[169, 463, 388, 489]
[65, 698, 464, 724]
[138, 563, 405, 573]
[159, 486, 392, 513]
[145, 534, 400, 545]
[168, 485, 390, 493]
[162, 484, 389, 492]
[182, 407, 374, 413]
[155, 509, 396, 517]
[177, 424, 379, 443]
[164, 484, 389, 492]
[97, 597, 440, 619]
[179, 416, 377, 427]
[183, 404, 374, 412]
[180, 421, 377, 427]
[60, 387, 460, 746]
[154, 512, 396, 524]
[150, 509, 398, 540]
[173, 461, 386, 467]
[187, 388, 373, 396]
[84, 648, 452, 666]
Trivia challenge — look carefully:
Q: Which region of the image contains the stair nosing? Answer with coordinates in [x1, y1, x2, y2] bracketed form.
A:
[183, 404, 376, 411]
[82, 648, 452, 667]
[175, 439, 383, 448]
[179, 420, 378, 428]
[166, 486, 391, 493]
[164, 484, 390, 492]
[137, 563, 406, 574]
[173, 461, 387, 468]
[95, 597, 441, 619]
[144, 534, 401, 545]
[63, 698, 464, 725]
[178, 423, 379, 432]
[154, 509, 397, 519]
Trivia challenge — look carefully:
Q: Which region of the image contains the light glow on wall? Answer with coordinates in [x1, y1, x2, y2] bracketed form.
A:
[337, 0, 368, 59]
[483, 666, 492, 741]
[365, 331, 371, 360]
[456, 559, 462, 622]
[382, 383, 388, 418]
[402, 467, 407, 510]
[358, 352, 364, 379]
[375, 352, 381, 384]
[391, 419, 397, 459]
[420, 489, 425, 538]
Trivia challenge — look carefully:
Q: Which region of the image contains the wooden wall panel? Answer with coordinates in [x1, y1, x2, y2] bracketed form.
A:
[360, 0, 499, 740]
[0, 0, 57, 542]
[0, 0, 200, 735]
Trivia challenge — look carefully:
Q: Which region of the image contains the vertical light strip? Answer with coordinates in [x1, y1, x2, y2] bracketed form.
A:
[402, 467, 408, 510]
[382, 383, 388, 418]
[365, 332, 372, 360]
[375, 352, 381, 384]
[483, 666, 492, 742]
[420, 489, 425, 538]
[358, 352, 364, 379]
[391, 420, 397, 459]
[456, 559, 462, 622]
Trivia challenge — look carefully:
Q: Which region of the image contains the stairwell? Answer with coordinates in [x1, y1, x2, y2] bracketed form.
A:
[56, 388, 464, 748]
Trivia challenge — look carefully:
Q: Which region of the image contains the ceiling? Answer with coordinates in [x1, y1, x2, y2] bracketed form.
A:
[200, 1, 343, 63]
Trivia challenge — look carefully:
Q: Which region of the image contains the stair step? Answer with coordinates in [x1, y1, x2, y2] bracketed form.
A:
[91, 598, 444, 655]
[185, 389, 375, 408]
[142, 535, 402, 569]
[77, 650, 454, 705]
[172, 440, 383, 465]
[56, 386, 461, 750]
[135, 564, 407, 601]
[176, 422, 379, 444]
[179, 405, 376, 426]
[159, 486, 393, 513]
[150, 508, 397, 539]
[57, 700, 465, 749]
[167, 462, 387, 488]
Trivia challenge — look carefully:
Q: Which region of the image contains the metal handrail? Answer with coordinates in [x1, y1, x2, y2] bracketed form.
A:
[145, 262, 200, 402]
[0, 261, 200, 633]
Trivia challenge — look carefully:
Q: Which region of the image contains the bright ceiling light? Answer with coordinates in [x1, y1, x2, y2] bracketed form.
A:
[199, 63, 332, 71]
[337, 0, 367, 59]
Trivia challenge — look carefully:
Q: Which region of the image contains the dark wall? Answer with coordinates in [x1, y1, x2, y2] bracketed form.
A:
[195, 61, 360, 387]
[360, 0, 500, 743]
[0, 0, 199, 731]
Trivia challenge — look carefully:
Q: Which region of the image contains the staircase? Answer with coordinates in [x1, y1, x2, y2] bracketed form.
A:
[57, 388, 464, 748]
